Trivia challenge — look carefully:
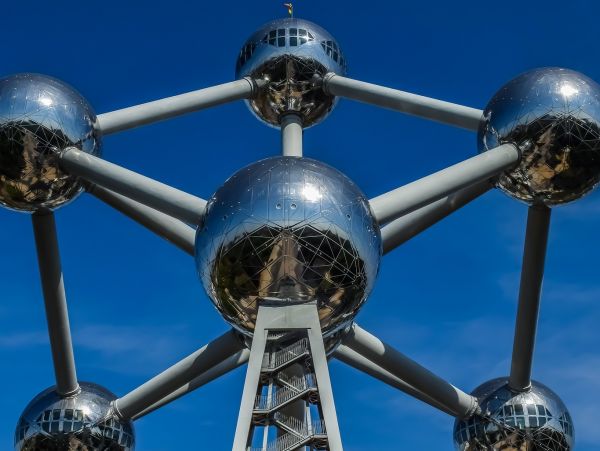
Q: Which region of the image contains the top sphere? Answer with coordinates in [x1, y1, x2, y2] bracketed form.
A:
[479, 67, 600, 206]
[453, 377, 574, 451]
[15, 382, 135, 450]
[195, 157, 381, 337]
[235, 18, 347, 128]
[0, 73, 101, 212]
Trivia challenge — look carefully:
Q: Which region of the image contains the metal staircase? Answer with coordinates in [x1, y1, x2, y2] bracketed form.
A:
[247, 333, 332, 450]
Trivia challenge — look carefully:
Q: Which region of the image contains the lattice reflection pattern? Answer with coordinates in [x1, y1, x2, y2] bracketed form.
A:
[1, 12, 597, 451]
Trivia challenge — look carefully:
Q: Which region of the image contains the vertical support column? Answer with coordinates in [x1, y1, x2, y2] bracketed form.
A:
[509, 205, 552, 392]
[32, 211, 79, 397]
[233, 326, 268, 450]
[281, 114, 303, 157]
[307, 321, 343, 450]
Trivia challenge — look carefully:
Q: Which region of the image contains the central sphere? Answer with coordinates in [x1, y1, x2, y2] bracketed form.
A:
[453, 378, 574, 451]
[15, 382, 135, 450]
[195, 157, 381, 336]
[235, 18, 347, 128]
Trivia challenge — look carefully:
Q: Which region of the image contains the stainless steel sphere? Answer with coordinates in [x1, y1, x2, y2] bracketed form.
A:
[479, 67, 600, 206]
[0, 73, 101, 212]
[195, 157, 381, 336]
[453, 378, 574, 451]
[15, 382, 134, 450]
[235, 18, 347, 128]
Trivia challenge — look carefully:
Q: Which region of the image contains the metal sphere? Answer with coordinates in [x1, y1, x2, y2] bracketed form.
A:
[453, 378, 574, 451]
[195, 157, 381, 336]
[479, 67, 600, 206]
[235, 18, 347, 128]
[0, 73, 101, 212]
[15, 382, 135, 450]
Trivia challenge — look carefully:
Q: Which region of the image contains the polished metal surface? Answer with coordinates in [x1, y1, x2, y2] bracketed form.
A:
[235, 18, 347, 128]
[454, 378, 574, 451]
[195, 156, 381, 336]
[15, 382, 134, 450]
[0, 73, 101, 212]
[479, 67, 600, 206]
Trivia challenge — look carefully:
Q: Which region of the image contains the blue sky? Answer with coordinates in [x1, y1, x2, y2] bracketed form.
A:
[1, 0, 599, 449]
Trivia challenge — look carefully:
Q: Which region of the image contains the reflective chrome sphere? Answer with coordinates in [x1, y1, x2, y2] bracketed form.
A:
[15, 382, 135, 450]
[195, 157, 381, 336]
[479, 67, 600, 206]
[235, 18, 347, 128]
[454, 378, 574, 451]
[0, 73, 101, 212]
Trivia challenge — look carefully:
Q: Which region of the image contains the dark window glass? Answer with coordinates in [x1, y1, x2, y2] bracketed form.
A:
[333, 51, 339, 62]
[300, 37, 307, 45]
[64, 409, 73, 420]
[289, 28, 297, 36]
[506, 417, 515, 426]
[299, 29, 307, 36]
[64, 421, 73, 432]
[290, 37, 298, 46]
[51, 421, 60, 433]
[539, 417, 547, 426]
[52, 409, 61, 420]
[278, 28, 285, 36]
[515, 405, 524, 415]
[43, 411, 51, 421]
[530, 416, 539, 427]
[269, 30, 277, 39]
[42, 422, 50, 433]
[537, 405, 545, 415]
[278, 37, 285, 47]
[516, 417, 526, 428]
[527, 405, 536, 415]
[308, 32, 314, 39]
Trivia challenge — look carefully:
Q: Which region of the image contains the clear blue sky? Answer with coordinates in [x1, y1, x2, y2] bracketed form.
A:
[1, 0, 599, 449]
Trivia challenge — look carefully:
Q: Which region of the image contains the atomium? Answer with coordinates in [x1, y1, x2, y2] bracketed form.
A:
[236, 17, 347, 127]
[195, 156, 381, 336]
[0, 73, 101, 212]
[15, 382, 134, 451]
[454, 378, 574, 451]
[3, 11, 599, 451]
[479, 67, 600, 206]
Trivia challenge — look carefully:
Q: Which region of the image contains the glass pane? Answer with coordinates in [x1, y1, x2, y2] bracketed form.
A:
[290, 37, 297, 46]
[527, 404, 536, 415]
[515, 405, 524, 415]
[516, 417, 526, 428]
[530, 417, 538, 427]
[278, 37, 285, 47]
[300, 37, 307, 45]
[269, 38, 276, 45]
[289, 28, 297, 36]
[538, 405, 545, 415]
[44, 411, 51, 421]
[539, 417, 547, 426]
[269, 30, 277, 39]
[50, 421, 60, 433]
[52, 409, 61, 420]
[299, 29, 307, 36]
[278, 28, 285, 36]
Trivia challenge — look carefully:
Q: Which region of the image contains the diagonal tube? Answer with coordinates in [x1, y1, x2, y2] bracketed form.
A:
[281, 114, 303, 157]
[333, 344, 457, 416]
[97, 78, 264, 135]
[381, 180, 493, 254]
[114, 329, 244, 420]
[322, 73, 483, 131]
[132, 348, 250, 420]
[59, 148, 207, 225]
[32, 211, 79, 396]
[509, 205, 551, 392]
[342, 324, 478, 419]
[88, 184, 196, 256]
[369, 143, 519, 226]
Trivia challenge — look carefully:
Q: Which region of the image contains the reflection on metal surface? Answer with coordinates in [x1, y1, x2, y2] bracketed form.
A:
[235, 18, 347, 128]
[15, 382, 135, 450]
[195, 157, 381, 336]
[453, 378, 574, 451]
[0, 73, 101, 212]
[479, 67, 600, 206]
